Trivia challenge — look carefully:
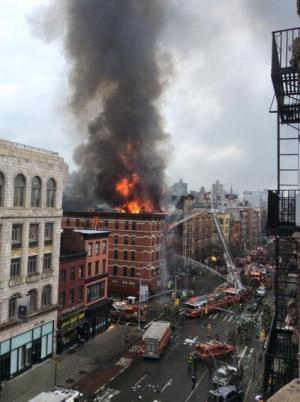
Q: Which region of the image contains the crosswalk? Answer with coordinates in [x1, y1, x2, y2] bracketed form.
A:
[206, 313, 234, 322]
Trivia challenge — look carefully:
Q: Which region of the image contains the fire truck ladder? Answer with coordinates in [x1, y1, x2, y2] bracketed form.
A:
[211, 213, 245, 291]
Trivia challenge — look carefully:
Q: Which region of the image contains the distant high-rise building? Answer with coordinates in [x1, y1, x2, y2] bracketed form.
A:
[171, 179, 188, 201]
[212, 180, 224, 201]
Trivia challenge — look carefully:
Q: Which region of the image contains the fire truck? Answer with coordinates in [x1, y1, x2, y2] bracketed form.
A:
[111, 296, 147, 322]
[184, 288, 244, 318]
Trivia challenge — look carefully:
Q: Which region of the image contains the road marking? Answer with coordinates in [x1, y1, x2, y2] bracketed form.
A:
[250, 348, 255, 354]
[115, 357, 132, 367]
[184, 370, 207, 402]
[227, 315, 233, 322]
[222, 314, 228, 322]
[211, 313, 218, 319]
[161, 378, 173, 392]
[238, 346, 248, 365]
[134, 374, 147, 387]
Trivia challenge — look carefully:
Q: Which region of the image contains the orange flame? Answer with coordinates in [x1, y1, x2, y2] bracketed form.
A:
[115, 173, 155, 213]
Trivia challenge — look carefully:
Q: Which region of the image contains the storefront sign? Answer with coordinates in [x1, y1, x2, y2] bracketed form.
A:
[59, 311, 86, 331]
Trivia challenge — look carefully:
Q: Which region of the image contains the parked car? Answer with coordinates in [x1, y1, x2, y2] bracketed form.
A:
[247, 302, 259, 313]
[213, 365, 238, 386]
[207, 385, 243, 402]
[256, 286, 266, 297]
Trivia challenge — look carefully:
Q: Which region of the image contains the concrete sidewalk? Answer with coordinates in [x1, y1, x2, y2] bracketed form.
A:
[0, 325, 142, 402]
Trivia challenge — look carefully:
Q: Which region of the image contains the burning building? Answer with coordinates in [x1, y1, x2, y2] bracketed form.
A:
[62, 211, 166, 297]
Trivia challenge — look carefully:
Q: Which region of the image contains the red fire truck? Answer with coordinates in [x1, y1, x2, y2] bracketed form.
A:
[111, 296, 147, 322]
[184, 288, 244, 318]
[142, 321, 171, 359]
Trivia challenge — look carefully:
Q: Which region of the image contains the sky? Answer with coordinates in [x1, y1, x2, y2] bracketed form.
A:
[0, 0, 299, 194]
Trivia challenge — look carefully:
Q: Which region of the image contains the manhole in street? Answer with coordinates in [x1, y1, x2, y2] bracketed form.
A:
[79, 370, 87, 375]
[65, 378, 75, 384]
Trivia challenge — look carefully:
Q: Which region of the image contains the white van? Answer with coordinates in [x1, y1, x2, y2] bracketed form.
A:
[28, 387, 83, 402]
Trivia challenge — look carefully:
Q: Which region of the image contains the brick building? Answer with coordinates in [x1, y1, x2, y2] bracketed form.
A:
[0, 139, 67, 380]
[62, 211, 166, 297]
[57, 229, 111, 352]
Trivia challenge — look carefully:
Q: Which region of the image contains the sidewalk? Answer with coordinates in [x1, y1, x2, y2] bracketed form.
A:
[0, 325, 142, 402]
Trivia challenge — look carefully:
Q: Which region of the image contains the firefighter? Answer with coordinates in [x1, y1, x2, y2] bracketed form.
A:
[187, 353, 193, 367]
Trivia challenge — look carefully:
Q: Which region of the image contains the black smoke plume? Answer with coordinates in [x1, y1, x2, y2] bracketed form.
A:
[50, 0, 170, 210]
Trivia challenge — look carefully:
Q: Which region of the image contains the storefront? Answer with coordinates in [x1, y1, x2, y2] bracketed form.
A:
[86, 299, 112, 339]
[0, 321, 54, 380]
[57, 309, 87, 354]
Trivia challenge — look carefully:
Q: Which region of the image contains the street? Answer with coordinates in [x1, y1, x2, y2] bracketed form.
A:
[93, 309, 259, 402]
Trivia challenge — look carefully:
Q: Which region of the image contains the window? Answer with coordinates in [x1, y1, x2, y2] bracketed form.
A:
[87, 281, 104, 302]
[66, 218, 70, 226]
[95, 241, 100, 255]
[28, 256, 37, 275]
[29, 224, 39, 246]
[43, 253, 52, 272]
[131, 251, 135, 261]
[10, 258, 21, 277]
[113, 265, 118, 276]
[156, 251, 159, 260]
[69, 288, 75, 304]
[28, 289, 37, 312]
[104, 220, 108, 227]
[102, 240, 107, 253]
[44, 223, 53, 244]
[115, 235, 118, 244]
[41, 285, 51, 306]
[131, 267, 135, 277]
[95, 261, 99, 275]
[12, 224, 22, 248]
[123, 266, 127, 276]
[46, 178, 56, 207]
[0, 172, 4, 206]
[9, 296, 18, 318]
[132, 221, 136, 230]
[115, 221, 119, 229]
[78, 285, 83, 302]
[78, 265, 84, 279]
[86, 219, 90, 229]
[88, 262, 92, 277]
[102, 259, 106, 273]
[125, 221, 129, 230]
[124, 236, 128, 245]
[114, 250, 118, 259]
[14, 174, 26, 207]
[88, 242, 93, 257]
[124, 250, 128, 260]
[76, 218, 80, 227]
[132, 236, 136, 246]
[70, 267, 75, 281]
[60, 270, 66, 284]
[31, 176, 41, 207]
[59, 291, 65, 307]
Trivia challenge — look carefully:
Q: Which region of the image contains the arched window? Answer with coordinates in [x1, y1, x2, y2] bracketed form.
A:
[41, 285, 52, 306]
[130, 267, 135, 277]
[46, 178, 56, 207]
[131, 236, 136, 246]
[124, 236, 128, 245]
[123, 266, 127, 277]
[14, 174, 26, 207]
[31, 176, 41, 207]
[8, 294, 20, 319]
[124, 250, 128, 260]
[28, 289, 38, 312]
[131, 251, 135, 261]
[0, 172, 4, 206]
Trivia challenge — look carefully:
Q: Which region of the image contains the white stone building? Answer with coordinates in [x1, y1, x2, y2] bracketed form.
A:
[0, 140, 67, 380]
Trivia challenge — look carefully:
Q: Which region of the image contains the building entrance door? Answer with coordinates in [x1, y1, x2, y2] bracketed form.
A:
[32, 338, 41, 364]
[0, 353, 10, 380]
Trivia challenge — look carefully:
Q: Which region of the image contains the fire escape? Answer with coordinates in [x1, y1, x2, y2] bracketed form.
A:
[264, 27, 300, 397]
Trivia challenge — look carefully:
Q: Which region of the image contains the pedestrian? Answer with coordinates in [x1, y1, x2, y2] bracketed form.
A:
[191, 373, 196, 389]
